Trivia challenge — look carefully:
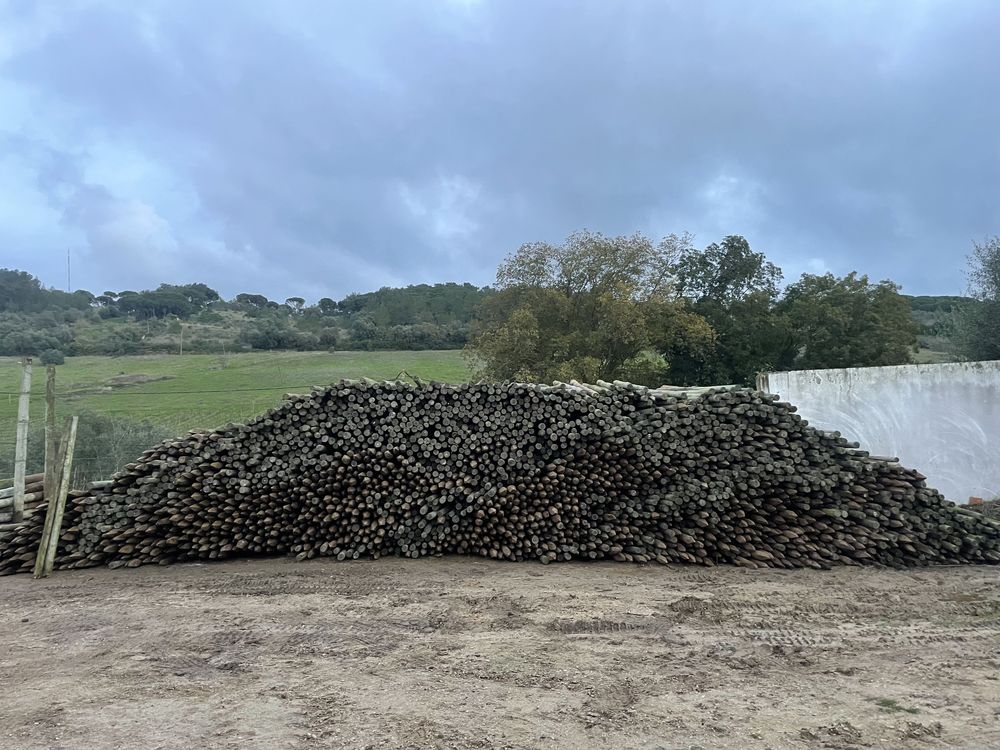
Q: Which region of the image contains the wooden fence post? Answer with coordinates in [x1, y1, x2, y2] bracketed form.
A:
[33, 415, 78, 579]
[12, 357, 32, 523]
[44, 365, 58, 505]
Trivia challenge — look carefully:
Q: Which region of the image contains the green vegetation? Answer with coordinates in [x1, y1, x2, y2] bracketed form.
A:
[9, 409, 176, 488]
[779, 272, 916, 370]
[904, 293, 975, 361]
[955, 236, 1000, 361]
[666, 234, 789, 383]
[0, 351, 472, 478]
[1, 232, 987, 399]
[0, 247, 981, 377]
[38, 348, 65, 365]
[469, 231, 713, 384]
[469, 231, 920, 385]
[0, 269, 491, 357]
[1, 234, 989, 487]
[904, 239, 1000, 363]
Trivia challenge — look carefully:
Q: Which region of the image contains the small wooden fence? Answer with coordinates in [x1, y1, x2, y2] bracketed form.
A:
[4, 358, 79, 578]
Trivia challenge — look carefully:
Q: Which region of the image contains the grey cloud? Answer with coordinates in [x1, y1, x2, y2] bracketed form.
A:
[1, 0, 997, 298]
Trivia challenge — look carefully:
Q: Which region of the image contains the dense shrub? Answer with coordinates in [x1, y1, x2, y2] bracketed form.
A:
[0, 314, 73, 356]
[38, 349, 65, 365]
[96, 327, 143, 356]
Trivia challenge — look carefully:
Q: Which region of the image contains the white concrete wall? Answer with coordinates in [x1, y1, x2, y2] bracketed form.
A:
[759, 360, 1000, 502]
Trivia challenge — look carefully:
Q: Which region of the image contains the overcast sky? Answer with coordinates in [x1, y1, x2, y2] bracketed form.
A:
[1, 1, 997, 301]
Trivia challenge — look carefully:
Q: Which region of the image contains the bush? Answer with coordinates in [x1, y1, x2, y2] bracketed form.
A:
[0, 313, 73, 356]
[0, 410, 176, 488]
[186, 336, 212, 353]
[195, 310, 225, 325]
[38, 349, 65, 365]
[317, 326, 342, 348]
[237, 319, 321, 351]
[96, 327, 143, 355]
[619, 351, 670, 386]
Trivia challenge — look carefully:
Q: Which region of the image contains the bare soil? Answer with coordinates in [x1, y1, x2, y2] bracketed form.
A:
[1, 559, 998, 750]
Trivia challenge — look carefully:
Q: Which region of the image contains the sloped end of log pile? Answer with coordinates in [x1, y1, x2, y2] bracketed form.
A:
[1, 380, 998, 576]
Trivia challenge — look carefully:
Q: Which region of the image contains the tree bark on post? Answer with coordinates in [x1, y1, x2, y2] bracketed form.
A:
[12, 357, 32, 524]
[33, 416, 78, 579]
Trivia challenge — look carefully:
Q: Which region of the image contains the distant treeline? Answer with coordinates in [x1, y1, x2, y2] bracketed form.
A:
[0, 265, 974, 366]
[0, 268, 491, 357]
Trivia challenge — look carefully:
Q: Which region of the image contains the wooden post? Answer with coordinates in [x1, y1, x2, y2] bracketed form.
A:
[44, 365, 58, 505]
[33, 415, 78, 579]
[12, 357, 32, 523]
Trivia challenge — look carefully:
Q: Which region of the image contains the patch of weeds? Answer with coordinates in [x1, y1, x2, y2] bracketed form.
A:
[871, 697, 920, 714]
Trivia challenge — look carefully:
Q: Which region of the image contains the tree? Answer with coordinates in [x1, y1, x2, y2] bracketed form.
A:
[335, 284, 488, 325]
[956, 237, 1000, 361]
[468, 230, 713, 384]
[39, 348, 65, 365]
[641, 302, 718, 385]
[0, 321, 70, 356]
[0, 269, 46, 312]
[778, 272, 916, 369]
[675, 235, 782, 305]
[672, 236, 791, 384]
[96, 327, 143, 356]
[69, 289, 96, 307]
[0, 269, 90, 312]
[116, 289, 194, 319]
[235, 293, 269, 308]
[158, 283, 220, 309]
[317, 297, 338, 315]
[285, 297, 305, 313]
[349, 314, 379, 348]
[238, 319, 302, 350]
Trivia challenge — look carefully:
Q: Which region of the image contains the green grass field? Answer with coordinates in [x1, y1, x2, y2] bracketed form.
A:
[0, 350, 472, 443]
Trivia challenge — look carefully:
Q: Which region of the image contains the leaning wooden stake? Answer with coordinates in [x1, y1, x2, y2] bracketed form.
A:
[44, 365, 58, 506]
[33, 416, 78, 579]
[12, 357, 32, 524]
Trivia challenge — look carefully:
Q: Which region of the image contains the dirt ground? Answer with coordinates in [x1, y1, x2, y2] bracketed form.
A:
[1, 559, 998, 750]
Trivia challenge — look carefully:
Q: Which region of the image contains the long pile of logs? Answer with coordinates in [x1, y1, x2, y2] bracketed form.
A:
[1, 380, 998, 576]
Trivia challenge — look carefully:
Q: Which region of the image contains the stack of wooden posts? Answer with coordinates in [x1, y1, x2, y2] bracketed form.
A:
[1, 379, 998, 576]
[0, 473, 44, 524]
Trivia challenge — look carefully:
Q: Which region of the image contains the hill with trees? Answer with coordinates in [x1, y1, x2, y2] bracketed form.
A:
[0, 272, 491, 358]
[0, 232, 985, 383]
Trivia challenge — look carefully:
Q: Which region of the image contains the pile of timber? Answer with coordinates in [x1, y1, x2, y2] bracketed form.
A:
[1, 380, 998, 576]
[961, 498, 1000, 520]
[0, 473, 45, 524]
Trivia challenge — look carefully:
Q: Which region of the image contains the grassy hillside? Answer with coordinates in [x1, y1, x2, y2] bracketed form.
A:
[0, 350, 472, 445]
